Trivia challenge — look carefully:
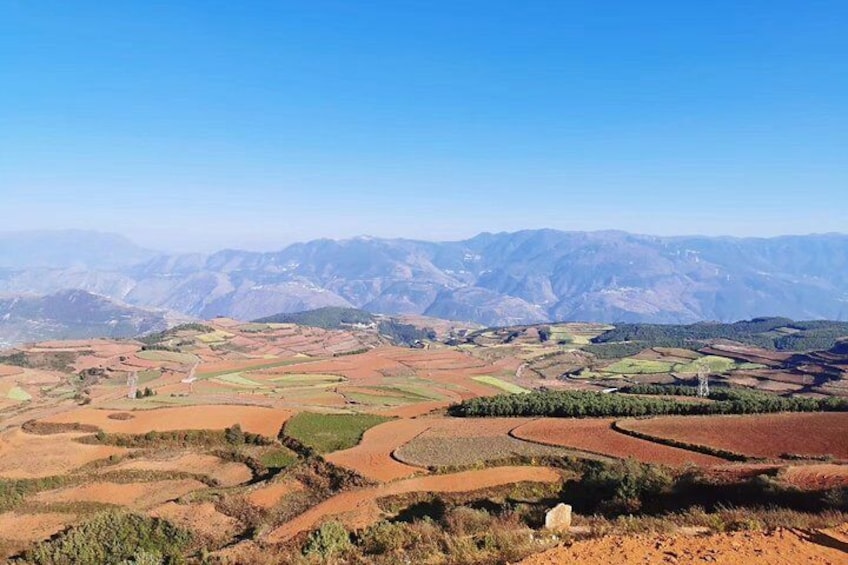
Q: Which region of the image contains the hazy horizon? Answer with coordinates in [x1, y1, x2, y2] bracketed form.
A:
[3, 226, 848, 255]
[2, 2, 846, 251]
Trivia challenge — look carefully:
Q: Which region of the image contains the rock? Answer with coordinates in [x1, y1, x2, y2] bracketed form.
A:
[544, 503, 572, 530]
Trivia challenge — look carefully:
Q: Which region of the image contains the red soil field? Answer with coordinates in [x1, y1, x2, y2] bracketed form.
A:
[618, 413, 848, 460]
[0, 428, 127, 479]
[0, 512, 76, 543]
[325, 418, 433, 481]
[247, 480, 305, 509]
[40, 405, 293, 438]
[521, 524, 848, 565]
[782, 464, 848, 490]
[33, 479, 207, 509]
[150, 501, 240, 542]
[511, 418, 726, 466]
[0, 365, 24, 377]
[266, 466, 562, 542]
[106, 453, 252, 487]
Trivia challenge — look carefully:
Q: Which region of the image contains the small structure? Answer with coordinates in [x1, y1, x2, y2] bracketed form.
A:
[544, 503, 572, 530]
[126, 371, 138, 399]
[697, 361, 710, 397]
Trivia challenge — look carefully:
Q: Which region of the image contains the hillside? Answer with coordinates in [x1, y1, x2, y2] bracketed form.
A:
[1, 230, 848, 325]
[0, 290, 169, 347]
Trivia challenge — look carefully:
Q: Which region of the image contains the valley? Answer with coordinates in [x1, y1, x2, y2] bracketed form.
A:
[0, 313, 847, 563]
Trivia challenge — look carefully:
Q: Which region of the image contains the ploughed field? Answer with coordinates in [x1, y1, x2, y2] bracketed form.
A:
[510, 418, 726, 466]
[617, 412, 848, 460]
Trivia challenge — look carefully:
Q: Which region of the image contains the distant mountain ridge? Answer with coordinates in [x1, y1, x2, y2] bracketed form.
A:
[0, 229, 847, 327]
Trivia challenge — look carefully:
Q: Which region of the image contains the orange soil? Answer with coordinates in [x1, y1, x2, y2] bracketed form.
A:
[782, 464, 848, 490]
[40, 405, 292, 437]
[0, 365, 24, 377]
[381, 400, 452, 418]
[521, 524, 848, 565]
[266, 466, 562, 542]
[0, 511, 75, 542]
[423, 417, 536, 437]
[0, 428, 127, 479]
[247, 480, 305, 509]
[619, 413, 848, 460]
[512, 418, 726, 466]
[107, 453, 252, 487]
[150, 501, 240, 541]
[33, 479, 207, 509]
[325, 419, 433, 481]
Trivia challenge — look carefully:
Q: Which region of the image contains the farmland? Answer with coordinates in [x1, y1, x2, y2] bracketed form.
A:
[617, 412, 848, 460]
[0, 317, 846, 563]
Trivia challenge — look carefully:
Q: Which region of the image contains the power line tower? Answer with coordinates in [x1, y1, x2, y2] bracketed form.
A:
[696, 361, 710, 398]
[127, 371, 139, 399]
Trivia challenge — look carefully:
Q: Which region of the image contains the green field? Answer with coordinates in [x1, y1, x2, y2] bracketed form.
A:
[602, 358, 674, 375]
[259, 447, 298, 470]
[472, 376, 530, 394]
[198, 359, 314, 380]
[283, 412, 392, 453]
[602, 354, 743, 376]
[7, 386, 31, 401]
[136, 350, 199, 364]
[195, 330, 233, 343]
[212, 372, 264, 387]
[269, 373, 345, 387]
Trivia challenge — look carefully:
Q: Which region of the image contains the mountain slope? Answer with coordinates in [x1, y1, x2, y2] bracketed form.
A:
[0, 290, 169, 346]
[0, 230, 847, 325]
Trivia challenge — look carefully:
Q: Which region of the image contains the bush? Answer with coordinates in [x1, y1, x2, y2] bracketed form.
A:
[225, 424, 245, 445]
[22, 511, 192, 564]
[303, 521, 352, 559]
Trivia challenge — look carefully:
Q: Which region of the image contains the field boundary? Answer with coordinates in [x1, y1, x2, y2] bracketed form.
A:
[611, 419, 748, 462]
[506, 420, 619, 464]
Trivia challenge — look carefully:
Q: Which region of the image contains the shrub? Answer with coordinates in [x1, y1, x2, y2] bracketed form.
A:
[22, 511, 192, 564]
[303, 521, 352, 559]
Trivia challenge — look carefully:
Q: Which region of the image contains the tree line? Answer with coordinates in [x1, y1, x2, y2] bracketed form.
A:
[448, 389, 848, 418]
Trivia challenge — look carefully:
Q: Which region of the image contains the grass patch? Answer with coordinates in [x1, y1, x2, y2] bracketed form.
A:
[198, 359, 311, 380]
[7, 386, 31, 401]
[472, 376, 530, 394]
[269, 373, 345, 387]
[283, 412, 392, 453]
[603, 358, 674, 375]
[195, 330, 233, 343]
[135, 350, 198, 364]
[260, 448, 299, 471]
[213, 372, 264, 387]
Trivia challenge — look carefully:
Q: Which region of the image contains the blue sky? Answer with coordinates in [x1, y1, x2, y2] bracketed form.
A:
[1, 1, 846, 251]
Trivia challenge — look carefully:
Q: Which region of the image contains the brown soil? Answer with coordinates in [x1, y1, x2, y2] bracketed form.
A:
[33, 479, 206, 509]
[266, 466, 562, 542]
[106, 453, 252, 487]
[0, 511, 75, 542]
[246, 480, 305, 509]
[40, 405, 292, 438]
[325, 418, 433, 481]
[782, 464, 848, 490]
[512, 418, 725, 466]
[149, 501, 240, 542]
[521, 524, 848, 564]
[0, 428, 127, 479]
[618, 413, 848, 460]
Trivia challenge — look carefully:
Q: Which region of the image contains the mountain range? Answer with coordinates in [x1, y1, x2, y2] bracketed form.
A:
[0, 229, 847, 344]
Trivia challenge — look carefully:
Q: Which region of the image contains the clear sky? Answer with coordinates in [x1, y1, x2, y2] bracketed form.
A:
[1, 1, 846, 251]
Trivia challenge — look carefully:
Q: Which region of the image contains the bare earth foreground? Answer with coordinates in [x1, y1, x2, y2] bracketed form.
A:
[522, 524, 848, 565]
